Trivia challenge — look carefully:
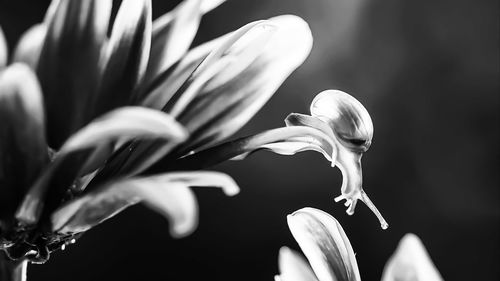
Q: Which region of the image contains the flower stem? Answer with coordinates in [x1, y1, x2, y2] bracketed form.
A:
[0, 251, 27, 281]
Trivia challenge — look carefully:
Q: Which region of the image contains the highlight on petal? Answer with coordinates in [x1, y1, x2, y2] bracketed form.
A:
[59, 107, 188, 153]
[146, 126, 335, 174]
[51, 171, 239, 237]
[287, 208, 361, 281]
[276, 247, 319, 281]
[93, 0, 152, 117]
[145, 0, 202, 84]
[12, 24, 47, 70]
[109, 20, 278, 175]
[0, 64, 49, 218]
[37, 0, 112, 148]
[288, 91, 387, 229]
[310, 90, 373, 153]
[173, 15, 313, 152]
[381, 234, 443, 281]
[0, 26, 7, 67]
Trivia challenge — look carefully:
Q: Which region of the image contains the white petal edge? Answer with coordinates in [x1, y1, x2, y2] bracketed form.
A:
[287, 208, 361, 281]
[51, 171, 239, 237]
[59, 107, 188, 153]
[381, 233, 443, 281]
[277, 246, 319, 281]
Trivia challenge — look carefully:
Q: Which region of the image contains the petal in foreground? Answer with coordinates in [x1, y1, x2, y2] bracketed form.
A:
[51, 171, 239, 238]
[287, 208, 361, 281]
[0, 64, 48, 220]
[381, 234, 443, 281]
[276, 247, 318, 281]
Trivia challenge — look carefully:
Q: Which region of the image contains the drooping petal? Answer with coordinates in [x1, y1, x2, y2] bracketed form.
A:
[0, 64, 49, 219]
[92, 0, 152, 118]
[381, 234, 443, 281]
[287, 208, 361, 281]
[145, 126, 335, 174]
[0, 27, 7, 68]
[16, 107, 188, 225]
[12, 24, 47, 70]
[51, 171, 239, 237]
[36, 0, 112, 148]
[310, 90, 373, 152]
[144, 0, 202, 85]
[277, 247, 319, 281]
[289, 91, 387, 229]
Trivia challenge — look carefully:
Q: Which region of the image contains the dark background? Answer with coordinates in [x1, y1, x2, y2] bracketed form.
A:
[1, 0, 498, 280]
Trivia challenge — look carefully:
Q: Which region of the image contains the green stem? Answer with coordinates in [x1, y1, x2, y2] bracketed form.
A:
[0, 251, 27, 281]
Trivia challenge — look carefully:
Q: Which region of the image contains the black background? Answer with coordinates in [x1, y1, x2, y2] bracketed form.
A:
[0, 0, 498, 280]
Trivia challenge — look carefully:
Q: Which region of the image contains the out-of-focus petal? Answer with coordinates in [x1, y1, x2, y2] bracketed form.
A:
[0, 64, 49, 219]
[381, 234, 443, 281]
[287, 208, 361, 281]
[92, 0, 152, 118]
[12, 24, 47, 70]
[16, 107, 187, 225]
[51, 171, 239, 237]
[277, 247, 319, 281]
[144, 0, 202, 84]
[0, 27, 7, 67]
[36, 0, 112, 148]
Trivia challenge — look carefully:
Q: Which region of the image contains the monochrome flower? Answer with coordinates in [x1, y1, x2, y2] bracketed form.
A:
[276, 208, 441, 281]
[0, 0, 312, 274]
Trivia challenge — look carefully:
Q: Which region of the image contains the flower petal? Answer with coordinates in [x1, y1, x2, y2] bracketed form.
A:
[0, 27, 7, 68]
[289, 92, 387, 229]
[287, 208, 361, 281]
[174, 15, 313, 152]
[277, 246, 319, 281]
[36, 0, 112, 148]
[92, 0, 152, 118]
[12, 24, 47, 70]
[381, 234, 443, 281]
[144, 0, 202, 85]
[146, 126, 334, 174]
[51, 171, 239, 237]
[16, 107, 187, 225]
[0, 64, 49, 218]
[103, 20, 277, 176]
[59, 107, 188, 153]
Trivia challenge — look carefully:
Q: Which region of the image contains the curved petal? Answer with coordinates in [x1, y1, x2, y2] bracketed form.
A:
[174, 15, 313, 152]
[287, 94, 387, 229]
[0, 64, 49, 218]
[277, 246, 319, 281]
[381, 234, 443, 281]
[12, 24, 47, 70]
[144, 0, 202, 85]
[287, 208, 361, 281]
[59, 107, 188, 153]
[36, 0, 112, 148]
[103, 20, 277, 176]
[0, 27, 7, 68]
[92, 0, 152, 118]
[51, 171, 239, 237]
[15, 107, 187, 225]
[146, 126, 335, 174]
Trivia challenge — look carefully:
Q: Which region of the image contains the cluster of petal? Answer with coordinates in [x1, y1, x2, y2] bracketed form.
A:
[277, 208, 442, 281]
[0, 0, 313, 263]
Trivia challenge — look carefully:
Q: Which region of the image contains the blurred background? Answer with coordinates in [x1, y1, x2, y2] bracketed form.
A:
[0, 0, 498, 280]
